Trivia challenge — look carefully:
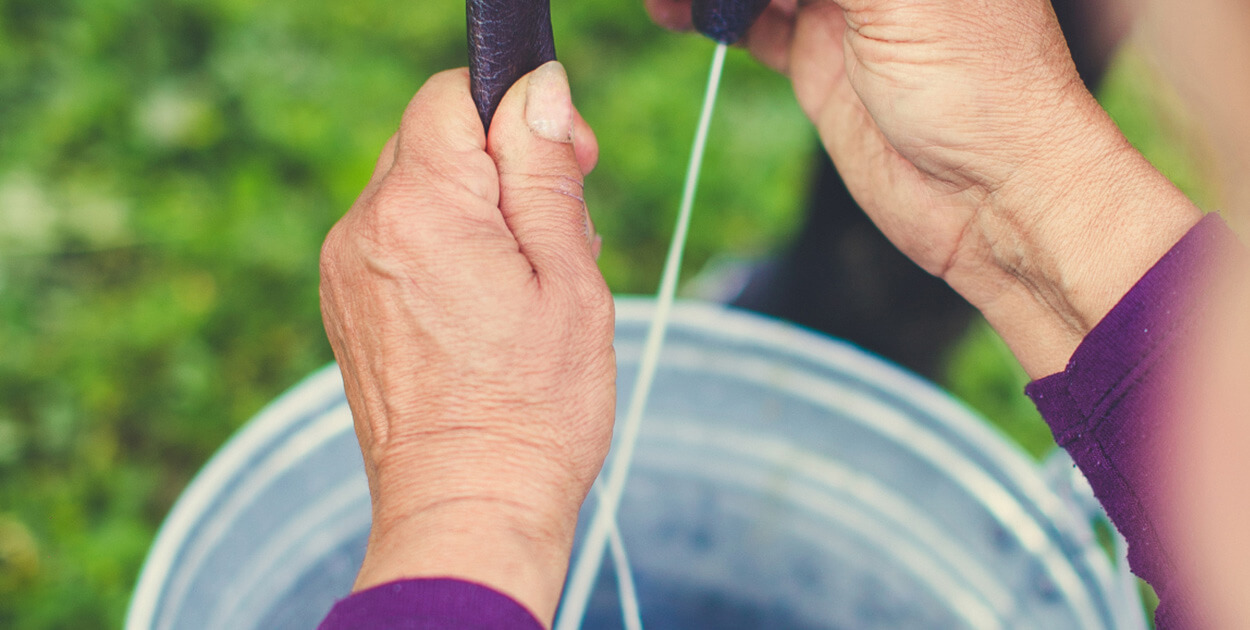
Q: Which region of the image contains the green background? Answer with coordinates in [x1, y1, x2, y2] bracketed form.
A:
[0, 0, 1208, 627]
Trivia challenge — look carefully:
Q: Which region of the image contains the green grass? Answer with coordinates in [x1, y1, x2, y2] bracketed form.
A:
[0, 1, 1204, 627]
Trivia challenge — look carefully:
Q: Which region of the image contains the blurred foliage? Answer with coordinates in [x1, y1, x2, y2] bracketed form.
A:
[0, 0, 1207, 627]
[0, 1, 809, 627]
[1099, 47, 1218, 211]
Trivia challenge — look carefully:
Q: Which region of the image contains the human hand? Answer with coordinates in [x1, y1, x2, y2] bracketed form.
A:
[646, 0, 1202, 376]
[319, 62, 614, 624]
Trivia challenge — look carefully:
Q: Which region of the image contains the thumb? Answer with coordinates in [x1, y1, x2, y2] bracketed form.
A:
[488, 61, 599, 281]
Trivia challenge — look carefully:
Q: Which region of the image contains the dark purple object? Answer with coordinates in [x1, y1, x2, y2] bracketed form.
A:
[1028, 214, 1239, 629]
[317, 577, 543, 630]
[692, 0, 771, 44]
[467, 0, 557, 131]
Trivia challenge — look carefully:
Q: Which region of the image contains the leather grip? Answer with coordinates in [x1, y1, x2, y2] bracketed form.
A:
[467, 0, 557, 131]
[691, 0, 771, 44]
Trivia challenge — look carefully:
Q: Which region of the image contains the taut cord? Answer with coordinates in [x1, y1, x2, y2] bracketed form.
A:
[555, 41, 729, 630]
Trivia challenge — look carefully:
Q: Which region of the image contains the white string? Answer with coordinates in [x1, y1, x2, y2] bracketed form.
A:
[555, 42, 729, 630]
[608, 516, 643, 630]
[591, 481, 644, 630]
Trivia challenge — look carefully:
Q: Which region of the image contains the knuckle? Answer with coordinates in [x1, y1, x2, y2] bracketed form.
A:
[580, 273, 614, 311]
[365, 181, 452, 244]
[319, 219, 352, 279]
[365, 183, 417, 230]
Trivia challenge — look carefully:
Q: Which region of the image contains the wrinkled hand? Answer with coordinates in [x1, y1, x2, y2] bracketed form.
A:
[319, 62, 614, 624]
[650, 0, 1093, 269]
[647, 0, 1201, 376]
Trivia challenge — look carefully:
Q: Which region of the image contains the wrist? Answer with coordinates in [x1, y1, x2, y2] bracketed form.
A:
[352, 434, 597, 626]
[947, 100, 1203, 378]
[355, 497, 574, 627]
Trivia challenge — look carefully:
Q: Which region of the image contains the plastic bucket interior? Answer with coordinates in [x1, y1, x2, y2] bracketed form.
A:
[126, 299, 1144, 629]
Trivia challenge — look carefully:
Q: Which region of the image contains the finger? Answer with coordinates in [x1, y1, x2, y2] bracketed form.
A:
[793, 5, 919, 241]
[375, 133, 398, 173]
[556, 106, 598, 246]
[362, 134, 399, 193]
[393, 68, 501, 209]
[741, 3, 800, 73]
[769, 0, 797, 13]
[789, 2, 851, 122]
[787, 4, 865, 158]
[585, 204, 598, 249]
[348, 134, 401, 215]
[645, 0, 695, 31]
[573, 109, 599, 176]
[487, 61, 598, 279]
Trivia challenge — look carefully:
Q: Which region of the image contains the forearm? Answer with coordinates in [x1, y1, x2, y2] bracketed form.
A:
[349, 425, 598, 627]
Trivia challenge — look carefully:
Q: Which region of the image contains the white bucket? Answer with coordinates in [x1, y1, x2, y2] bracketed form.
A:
[126, 299, 1145, 629]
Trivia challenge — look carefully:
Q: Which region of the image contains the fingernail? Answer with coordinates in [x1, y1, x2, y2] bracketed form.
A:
[526, 61, 575, 143]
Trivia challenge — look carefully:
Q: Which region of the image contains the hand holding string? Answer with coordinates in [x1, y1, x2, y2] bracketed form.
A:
[644, 0, 1202, 377]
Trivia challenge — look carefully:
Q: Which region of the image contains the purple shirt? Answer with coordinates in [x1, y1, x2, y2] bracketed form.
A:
[317, 577, 543, 630]
[1027, 213, 1237, 629]
[320, 215, 1238, 630]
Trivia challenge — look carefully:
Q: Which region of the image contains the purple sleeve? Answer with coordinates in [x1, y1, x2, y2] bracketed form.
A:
[317, 578, 545, 630]
[1026, 214, 1240, 629]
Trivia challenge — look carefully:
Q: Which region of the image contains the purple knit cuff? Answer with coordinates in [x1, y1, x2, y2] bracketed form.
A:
[317, 578, 544, 630]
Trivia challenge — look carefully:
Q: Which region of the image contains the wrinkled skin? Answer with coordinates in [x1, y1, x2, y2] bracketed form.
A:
[319, 64, 610, 624]
[645, 0, 1201, 377]
[320, 0, 1217, 624]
